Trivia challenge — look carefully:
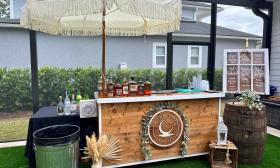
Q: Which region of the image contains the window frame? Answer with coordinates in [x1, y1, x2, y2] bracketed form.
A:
[181, 7, 197, 21]
[153, 42, 167, 68]
[10, 0, 14, 19]
[187, 45, 202, 68]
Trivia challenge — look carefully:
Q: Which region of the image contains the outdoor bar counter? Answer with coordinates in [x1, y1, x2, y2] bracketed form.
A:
[95, 92, 225, 167]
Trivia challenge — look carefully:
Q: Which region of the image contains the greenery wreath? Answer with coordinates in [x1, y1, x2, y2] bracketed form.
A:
[140, 102, 189, 160]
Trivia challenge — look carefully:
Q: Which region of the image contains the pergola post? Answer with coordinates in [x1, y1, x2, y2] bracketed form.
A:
[268, 6, 273, 66]
[166, 32, 173, 90]
[29, 30, 39, 114]
[252, 6, 273, 67]
[207, 3, 217, 90]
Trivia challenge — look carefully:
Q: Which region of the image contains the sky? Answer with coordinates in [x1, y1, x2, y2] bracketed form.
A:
[203, 5, 264, 36]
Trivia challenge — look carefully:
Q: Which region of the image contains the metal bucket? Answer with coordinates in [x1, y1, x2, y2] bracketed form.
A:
[33, 125, 80, 168]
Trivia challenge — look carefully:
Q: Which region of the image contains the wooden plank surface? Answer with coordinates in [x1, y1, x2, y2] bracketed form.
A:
[101, 98, 219, 166]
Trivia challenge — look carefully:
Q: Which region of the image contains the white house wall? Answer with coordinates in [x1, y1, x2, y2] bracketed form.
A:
[271, 0, 280, 90]
[0, 27, 257, 69]
[0, 28, 30, 67]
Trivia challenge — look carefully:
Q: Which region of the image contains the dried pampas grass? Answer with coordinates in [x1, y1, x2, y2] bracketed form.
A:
[82, 133, 122, 167]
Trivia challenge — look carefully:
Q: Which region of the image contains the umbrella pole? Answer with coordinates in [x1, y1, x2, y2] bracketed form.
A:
[102, 4, 106, 95]
[102, 20, 106, 93]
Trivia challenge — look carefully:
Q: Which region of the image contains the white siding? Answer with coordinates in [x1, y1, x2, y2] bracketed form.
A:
[271, 0, 280, 90]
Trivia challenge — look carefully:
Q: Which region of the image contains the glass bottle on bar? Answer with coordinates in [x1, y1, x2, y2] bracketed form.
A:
[98, 75, 103, 97]
[70, 94, 78, 113]
[122, 78, 129, 97]
[144, 80, 152, 95]
[76, 90, 82, 104]
[104, 78, 108, 95]
[115, 80, 122, 97]
[64, 91, 71, 115]
[57, 96, 64, 115]
[128, 77, 138, 96]
[107, 76, 115, 97]
[137, 78, 144, 96]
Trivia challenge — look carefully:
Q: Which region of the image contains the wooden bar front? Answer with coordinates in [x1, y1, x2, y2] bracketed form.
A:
[97, 93, 224, 167]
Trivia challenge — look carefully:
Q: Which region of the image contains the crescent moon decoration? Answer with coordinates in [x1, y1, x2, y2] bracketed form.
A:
[159, 120, 173, 137]
[140, 102, 189, 161]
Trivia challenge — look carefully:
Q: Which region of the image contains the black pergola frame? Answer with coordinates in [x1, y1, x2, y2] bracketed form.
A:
[26, 0, 273, 113]
[165, 0, 273, 90]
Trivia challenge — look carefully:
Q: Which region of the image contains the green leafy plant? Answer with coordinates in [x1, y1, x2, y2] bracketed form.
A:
[0, 0, 10, 19]
[0, 67, 223, 112]
[236, 90, 264, 111]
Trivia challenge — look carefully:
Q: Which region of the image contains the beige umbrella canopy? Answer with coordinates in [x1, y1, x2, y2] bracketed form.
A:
[21, 0, 182, 91]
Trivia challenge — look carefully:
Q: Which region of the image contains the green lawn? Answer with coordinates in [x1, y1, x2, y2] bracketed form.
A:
[0, 117, 29, 142]
[0, 134, 279, 168]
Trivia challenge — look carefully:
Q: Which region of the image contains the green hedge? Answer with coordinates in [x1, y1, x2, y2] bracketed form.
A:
[0, 67, 223, 112]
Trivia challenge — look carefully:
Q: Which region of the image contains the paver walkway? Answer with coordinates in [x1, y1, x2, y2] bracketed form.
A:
[267, 126, 280, 138]
[0, 140, 26, 148]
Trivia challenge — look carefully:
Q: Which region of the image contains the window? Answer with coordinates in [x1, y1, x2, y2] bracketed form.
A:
[181, 7, 197, 21]
[188, 46, 202, 68]
[153, 43, 167, 68]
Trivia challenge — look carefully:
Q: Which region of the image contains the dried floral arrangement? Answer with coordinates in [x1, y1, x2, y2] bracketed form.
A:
[82, 134, 122, 168]
[235, 90, 264, 111]
[140, 102, 189, 160]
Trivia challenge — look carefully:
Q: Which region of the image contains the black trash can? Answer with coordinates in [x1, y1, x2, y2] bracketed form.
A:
[33, 125, 80, 168]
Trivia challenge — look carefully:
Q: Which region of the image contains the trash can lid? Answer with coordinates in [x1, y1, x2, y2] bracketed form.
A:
[33, 124, 80, 146]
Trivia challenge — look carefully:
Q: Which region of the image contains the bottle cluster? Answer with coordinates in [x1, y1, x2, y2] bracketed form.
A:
[57, 90, 83, 116]
[98, 75, 152, 98]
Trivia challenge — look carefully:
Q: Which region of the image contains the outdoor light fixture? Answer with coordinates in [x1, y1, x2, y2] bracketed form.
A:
[217, 116, 228, 145]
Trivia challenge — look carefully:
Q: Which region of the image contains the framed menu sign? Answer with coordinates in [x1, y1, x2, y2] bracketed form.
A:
[253, 66, 265, 93]
[226, 66, 238, 92]
[240, 66, 251, 91]
[223, 49, 269, 94]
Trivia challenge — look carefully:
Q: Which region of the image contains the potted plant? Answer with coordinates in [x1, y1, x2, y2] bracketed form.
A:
[235, 90, 264, 111]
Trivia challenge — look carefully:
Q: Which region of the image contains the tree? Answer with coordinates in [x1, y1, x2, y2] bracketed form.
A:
[0, 0, 9, 19]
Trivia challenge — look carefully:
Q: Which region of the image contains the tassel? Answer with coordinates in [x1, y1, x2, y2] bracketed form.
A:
[225, 148, 232, 165]
[21, 0, 181, 37]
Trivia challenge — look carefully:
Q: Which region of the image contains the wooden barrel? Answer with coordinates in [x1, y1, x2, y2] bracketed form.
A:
[223, 102, 266, 164]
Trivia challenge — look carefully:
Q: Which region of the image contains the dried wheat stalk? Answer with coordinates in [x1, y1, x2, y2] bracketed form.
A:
[83, 134, 122, 164]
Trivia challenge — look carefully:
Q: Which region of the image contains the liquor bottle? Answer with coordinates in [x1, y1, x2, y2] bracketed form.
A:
[103, 76, 107, 94]
[115, 80, 122, 97]
[137, 78, 144, 96]
[128, 77, 138, 96]
[57, 96, 64, 115]
[64, 91, 71, 115]
[122, 78, 129, 97]
[144, 80, 152, 95]
[188, 78, 193, 90]
[98, 75, 103, 97]
[70, 94, 78, 113]
[76, 90, 82, 104]
[107, 76, 115, 97]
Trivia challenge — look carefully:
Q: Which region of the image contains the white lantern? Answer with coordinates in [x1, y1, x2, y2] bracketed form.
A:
[217, 116, 228, 145]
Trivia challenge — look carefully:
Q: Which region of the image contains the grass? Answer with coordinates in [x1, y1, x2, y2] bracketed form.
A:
[0, 146, 28, 168]
[0, 134, 279, 168]
[0, 117, 29, 142]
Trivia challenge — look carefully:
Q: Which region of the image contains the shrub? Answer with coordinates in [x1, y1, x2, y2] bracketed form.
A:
[0, 67, 223, 112]
[0, 68, 32, 111]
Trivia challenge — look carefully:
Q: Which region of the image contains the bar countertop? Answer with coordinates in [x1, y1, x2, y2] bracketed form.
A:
[95, 92, 225, 104]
